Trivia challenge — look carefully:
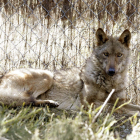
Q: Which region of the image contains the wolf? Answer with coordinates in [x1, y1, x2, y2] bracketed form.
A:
[0, 28, 140, 115]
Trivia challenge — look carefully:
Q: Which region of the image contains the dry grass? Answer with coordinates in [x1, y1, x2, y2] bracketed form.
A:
[0, 103, 139, 140]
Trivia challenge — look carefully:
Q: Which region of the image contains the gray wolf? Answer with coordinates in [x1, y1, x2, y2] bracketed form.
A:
[0, 28, 140, 115]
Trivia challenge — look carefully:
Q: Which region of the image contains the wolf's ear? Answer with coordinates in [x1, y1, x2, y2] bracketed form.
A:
[96, 28, 109, 46]
[118, 29, 131, 47]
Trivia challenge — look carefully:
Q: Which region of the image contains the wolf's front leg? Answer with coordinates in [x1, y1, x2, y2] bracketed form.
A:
[27, 98, 59, 107]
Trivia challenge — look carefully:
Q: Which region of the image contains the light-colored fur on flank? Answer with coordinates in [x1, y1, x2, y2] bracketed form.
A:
[0, 28, 140, 116]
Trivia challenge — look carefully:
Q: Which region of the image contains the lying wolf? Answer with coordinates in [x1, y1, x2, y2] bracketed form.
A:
[0, 28, 140, 115]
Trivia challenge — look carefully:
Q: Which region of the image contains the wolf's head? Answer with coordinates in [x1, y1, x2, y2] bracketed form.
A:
[94, 28, 131, 76]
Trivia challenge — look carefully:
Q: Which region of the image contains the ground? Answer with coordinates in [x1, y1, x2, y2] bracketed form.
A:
[0, 104, 140, 140]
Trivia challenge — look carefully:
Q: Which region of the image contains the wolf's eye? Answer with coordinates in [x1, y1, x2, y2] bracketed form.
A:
[117, 53, 122, 57]
[103, 52, 109, 57]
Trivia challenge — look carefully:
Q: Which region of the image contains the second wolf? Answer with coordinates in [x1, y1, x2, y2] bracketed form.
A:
[0, 28, 140, 115]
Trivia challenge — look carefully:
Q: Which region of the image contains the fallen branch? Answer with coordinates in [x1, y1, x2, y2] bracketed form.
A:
[92, 89, 115, 123]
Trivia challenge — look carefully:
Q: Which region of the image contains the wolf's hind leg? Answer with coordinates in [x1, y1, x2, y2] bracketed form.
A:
[0, 95, 59, 108]
[31, 98, 59, 107]
[0, 69, 59, 107]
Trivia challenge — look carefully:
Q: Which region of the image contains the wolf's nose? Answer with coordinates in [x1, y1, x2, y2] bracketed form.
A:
[108, 68, 115, 76]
